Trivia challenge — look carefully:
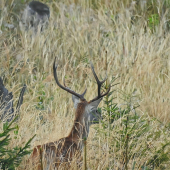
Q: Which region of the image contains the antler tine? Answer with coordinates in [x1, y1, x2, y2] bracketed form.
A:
[90, 62, 111, 102]
[90, 62, 107, 84]
[53, 58, 86, 100]
[81, 88, 87, 96]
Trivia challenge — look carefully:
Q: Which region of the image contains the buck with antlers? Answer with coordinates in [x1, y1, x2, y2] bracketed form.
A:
[29, 58, 110, 169]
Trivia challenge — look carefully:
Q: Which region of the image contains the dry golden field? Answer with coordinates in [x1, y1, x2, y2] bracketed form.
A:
[0, 0, 170, 169]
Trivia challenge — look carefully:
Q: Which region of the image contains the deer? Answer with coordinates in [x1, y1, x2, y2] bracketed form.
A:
[29, 58, 111, 169]
[0, 77, 26, 122]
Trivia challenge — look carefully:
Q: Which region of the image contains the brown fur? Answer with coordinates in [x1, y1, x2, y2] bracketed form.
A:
[29, 100, 87, 169]
[68, 100, 87, 141]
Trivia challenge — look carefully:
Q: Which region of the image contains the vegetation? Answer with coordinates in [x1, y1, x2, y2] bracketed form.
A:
[0, 0, 170, 169]
[0, 116, 35, 170]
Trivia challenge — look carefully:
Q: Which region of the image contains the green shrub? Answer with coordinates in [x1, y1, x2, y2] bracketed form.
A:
[0, 116, 35, 170]
[97, 86, 170, 169]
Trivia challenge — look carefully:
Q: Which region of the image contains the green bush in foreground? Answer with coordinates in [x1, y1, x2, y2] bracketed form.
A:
[99, 90, 170, 169]
[0, 116, 35, 170]
[94, 77, 170, 169]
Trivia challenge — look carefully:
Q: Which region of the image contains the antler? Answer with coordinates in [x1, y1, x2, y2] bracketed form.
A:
[90, 62, 111, 102]
[53, 58, 86, 100]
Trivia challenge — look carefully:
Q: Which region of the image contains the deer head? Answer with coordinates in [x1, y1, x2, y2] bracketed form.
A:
[53, 58, 110, 141]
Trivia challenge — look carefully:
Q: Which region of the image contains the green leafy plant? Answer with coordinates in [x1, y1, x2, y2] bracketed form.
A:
[148, 14, 159, 31]
[0, 116, 35, 170]
[98, 90, 170, 169]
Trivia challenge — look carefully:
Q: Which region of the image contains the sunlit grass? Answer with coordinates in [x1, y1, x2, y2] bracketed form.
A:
[0, 0, 170, 169]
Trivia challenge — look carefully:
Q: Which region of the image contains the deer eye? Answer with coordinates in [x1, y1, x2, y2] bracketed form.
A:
[92, 110, 98, 115]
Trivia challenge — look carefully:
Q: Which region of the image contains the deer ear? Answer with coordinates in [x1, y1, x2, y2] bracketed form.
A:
[89, 98, 102, 110]
[72, 95, 80, 109]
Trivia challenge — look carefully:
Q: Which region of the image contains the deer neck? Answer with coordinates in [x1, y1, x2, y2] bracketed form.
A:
[67, 101, 90, 148]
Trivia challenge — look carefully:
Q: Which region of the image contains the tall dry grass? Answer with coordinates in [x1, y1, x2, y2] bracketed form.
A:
[0, 0, 170, 169]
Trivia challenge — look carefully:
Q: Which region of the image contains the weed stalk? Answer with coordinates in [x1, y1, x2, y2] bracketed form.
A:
[83, 137, 87, 170]
[125, 115, 129, 170]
